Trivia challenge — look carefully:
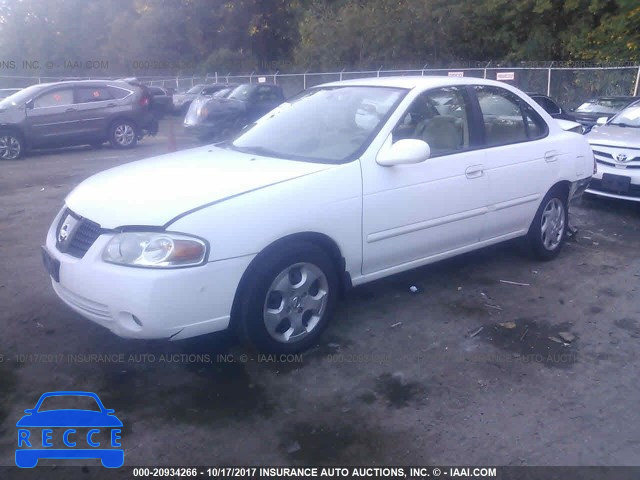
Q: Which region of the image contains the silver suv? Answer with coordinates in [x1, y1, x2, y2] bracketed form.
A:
[0, 79, 158, 160]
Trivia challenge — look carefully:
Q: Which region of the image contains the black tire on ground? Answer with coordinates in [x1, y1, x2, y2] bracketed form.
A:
[234, 242, 340, 353]
[527, 187, 569, 261]
[109, 120, 138, 149]
[0, 131, 25, 160]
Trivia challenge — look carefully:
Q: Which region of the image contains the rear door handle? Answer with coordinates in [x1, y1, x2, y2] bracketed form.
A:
[465, 164, 484, 179]
[545, 150, 558, 162]
[107, 103, 117, 107]
[65, 107, 77, 112]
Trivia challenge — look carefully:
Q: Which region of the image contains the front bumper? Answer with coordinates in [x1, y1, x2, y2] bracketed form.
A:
[586, 161, 640, 202]
[183, 121, 218, 138]
[45, 209, 254, 340]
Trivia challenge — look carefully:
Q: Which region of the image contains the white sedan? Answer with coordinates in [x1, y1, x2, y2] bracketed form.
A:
[43, 77, 594, 352]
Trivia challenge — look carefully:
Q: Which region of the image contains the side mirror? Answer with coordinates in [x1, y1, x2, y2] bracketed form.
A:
[377, 139, 431, 167]
[25, 99, 34, 110]
[596, 116, 608, 126]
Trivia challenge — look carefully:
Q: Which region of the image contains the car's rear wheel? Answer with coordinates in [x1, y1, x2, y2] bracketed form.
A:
[0, 131, 24, 160]
[235, 242, 339, 353]
[527, 187, 568, 260]
[109, 120, 137, 149]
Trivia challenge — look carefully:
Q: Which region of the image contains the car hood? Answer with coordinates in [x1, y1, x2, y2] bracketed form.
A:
[586, 125, 640, 147]
[65, 146, 334, 229]
[16, 410, 123, 427]
[572, 111, 614, 124]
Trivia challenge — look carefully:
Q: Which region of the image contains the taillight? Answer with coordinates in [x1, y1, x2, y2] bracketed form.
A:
[139, 96, 150, 107]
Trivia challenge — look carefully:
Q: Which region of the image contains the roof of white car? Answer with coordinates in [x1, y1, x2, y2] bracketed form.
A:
[321, 75, 507, 90]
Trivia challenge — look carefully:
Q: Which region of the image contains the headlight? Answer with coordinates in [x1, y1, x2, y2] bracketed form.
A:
[102, 232, 207, 268]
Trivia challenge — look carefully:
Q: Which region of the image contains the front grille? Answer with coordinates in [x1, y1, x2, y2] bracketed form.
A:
[592, 150, 613, 159]
[596, 159, 640, 169]
[56, 209, 104, 258]
[67, 218, 103, 258]
[589, 179, 640, 198]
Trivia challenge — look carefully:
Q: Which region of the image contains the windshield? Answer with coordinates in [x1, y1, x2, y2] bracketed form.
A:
[186, 85, 204, 94]
[228, 86, 406, 163]
[609, 103, 640, 127]
[227, 84, 254, 101]
[213, 87, 233, 98]
[0, 84, 42, 108]
[575, 99, 631, 114]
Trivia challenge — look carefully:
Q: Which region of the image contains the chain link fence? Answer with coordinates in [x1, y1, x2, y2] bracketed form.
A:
[2, 66, 639, 109]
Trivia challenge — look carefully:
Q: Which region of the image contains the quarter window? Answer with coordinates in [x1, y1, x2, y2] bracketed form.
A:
[392, 87, 470, 156]
[107, 86, 132, 99]
[33, 89, 74, 108]
[475, 86, 547, 146]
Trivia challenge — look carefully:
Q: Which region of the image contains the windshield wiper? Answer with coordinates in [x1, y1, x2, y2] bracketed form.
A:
[611, 122, 638, 128]
[230, 145, 282, 157]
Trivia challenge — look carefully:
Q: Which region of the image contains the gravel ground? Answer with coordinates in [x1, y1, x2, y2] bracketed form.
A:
[1, 116, 639, 478]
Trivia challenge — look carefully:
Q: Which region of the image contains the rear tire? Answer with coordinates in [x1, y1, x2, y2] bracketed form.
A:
[527, 187, 568, 261]
[234, 242, 339, 353]
[109, 120, 138, 149]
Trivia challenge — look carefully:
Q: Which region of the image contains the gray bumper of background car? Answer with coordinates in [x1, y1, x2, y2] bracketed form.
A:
[569, 177, 591, 203]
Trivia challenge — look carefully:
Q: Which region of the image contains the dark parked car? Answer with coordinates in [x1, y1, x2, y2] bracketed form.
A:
[0, 88, 22, 100]
[571, 96, 640, 132]
[172, 83, 230, 114]
[528, 93, 574, 120]
[147, 86, 173, 115]
[0, 79, 158, 160]
[183, 83, 285, 140]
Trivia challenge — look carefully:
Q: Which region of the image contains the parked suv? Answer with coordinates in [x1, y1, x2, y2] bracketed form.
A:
[0, 79, 158, 160]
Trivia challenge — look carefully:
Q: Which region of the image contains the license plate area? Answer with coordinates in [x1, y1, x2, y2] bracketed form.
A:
[41, 246, 60, 283]
[601, 173, 631, 194]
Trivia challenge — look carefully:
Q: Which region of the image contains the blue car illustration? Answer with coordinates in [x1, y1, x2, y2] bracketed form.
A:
[16, 391, 123, 468]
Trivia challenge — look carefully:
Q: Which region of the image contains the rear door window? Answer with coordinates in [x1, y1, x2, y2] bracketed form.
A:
[475, 86, 547, 146]
[76, 87, 113, 103]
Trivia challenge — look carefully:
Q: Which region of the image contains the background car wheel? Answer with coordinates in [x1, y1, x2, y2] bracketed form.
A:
[527, 187, 568, 260]
[0, 131, 24, 160]
[235, 242, 339, 353]
[109, 121, 138, 149]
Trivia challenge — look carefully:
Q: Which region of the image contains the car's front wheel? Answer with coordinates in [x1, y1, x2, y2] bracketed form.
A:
[235, 242, 339, 353]
[528, 187, 568, 260]
[109, 120, 138, 149]
[0, 131, 24, 160]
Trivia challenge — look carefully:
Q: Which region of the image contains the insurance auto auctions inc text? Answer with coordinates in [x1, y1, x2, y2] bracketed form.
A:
[249, 467, 497, 477]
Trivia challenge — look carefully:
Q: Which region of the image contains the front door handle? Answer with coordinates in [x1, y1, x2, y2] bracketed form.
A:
[465, 164, 484, 179]
[544, 150, 558, 162]
[107, 103, 117, 107]
[65, 107, 77, 112]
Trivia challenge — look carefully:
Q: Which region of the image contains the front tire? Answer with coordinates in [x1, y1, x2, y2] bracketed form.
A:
[109, 120, 138, 149]
[527, 188, 568, 260]
[235, 242, 339, 353]
[0, 131, 24, 159]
